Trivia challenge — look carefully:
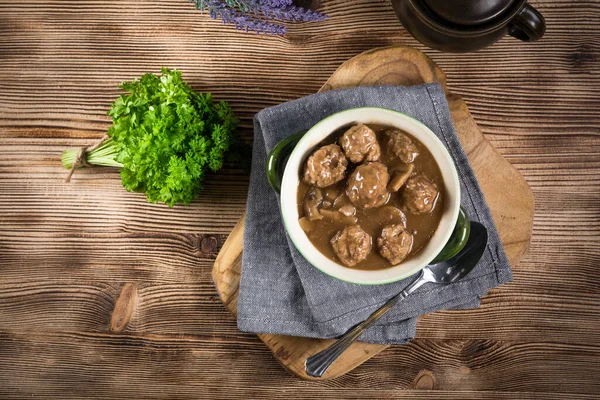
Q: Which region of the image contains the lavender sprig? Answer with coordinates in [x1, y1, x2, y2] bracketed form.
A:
[263, 4, 328, 22]
[258, 0, 293, 7]
[213, 4, 287, 34]
[190, 0, 328, 35]
[230, 0, 327, 22]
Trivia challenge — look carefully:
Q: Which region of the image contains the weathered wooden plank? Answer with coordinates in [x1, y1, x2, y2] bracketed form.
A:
[0, 1, 599, 139]
[0, 332, 598, 398]
[0, 135, 597, 235]
[0, 277, 597, 344]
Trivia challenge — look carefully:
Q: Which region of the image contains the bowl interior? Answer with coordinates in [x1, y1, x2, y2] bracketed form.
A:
[280, 107, 460, 285]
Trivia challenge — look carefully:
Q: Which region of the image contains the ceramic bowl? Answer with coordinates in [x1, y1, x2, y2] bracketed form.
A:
[267, 107, 468, 285]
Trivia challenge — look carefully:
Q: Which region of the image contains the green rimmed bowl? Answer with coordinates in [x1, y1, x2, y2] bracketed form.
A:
[267, 107, 469, 285]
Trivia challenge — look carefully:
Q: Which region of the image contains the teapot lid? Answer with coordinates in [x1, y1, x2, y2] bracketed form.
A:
[420, 0, 517, 26]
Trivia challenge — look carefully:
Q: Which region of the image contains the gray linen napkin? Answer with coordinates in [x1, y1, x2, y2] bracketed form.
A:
[237, 84, 512, 344]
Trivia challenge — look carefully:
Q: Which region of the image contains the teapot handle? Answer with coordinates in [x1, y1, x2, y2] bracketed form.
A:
[508, 3, 546, 42]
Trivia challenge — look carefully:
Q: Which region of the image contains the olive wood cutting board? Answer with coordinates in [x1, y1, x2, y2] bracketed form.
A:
[212, 46, 534, 380]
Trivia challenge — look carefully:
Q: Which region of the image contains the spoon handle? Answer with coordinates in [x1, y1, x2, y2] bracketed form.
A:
[305, 271, 427, 378]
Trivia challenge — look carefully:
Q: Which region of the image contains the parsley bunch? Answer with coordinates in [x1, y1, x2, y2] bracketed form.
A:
[62, 68, 239, 206]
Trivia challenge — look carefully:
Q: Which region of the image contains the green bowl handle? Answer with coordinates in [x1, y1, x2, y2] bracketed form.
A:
[431, 207, 471, 264]
[266, 131, 306, 194]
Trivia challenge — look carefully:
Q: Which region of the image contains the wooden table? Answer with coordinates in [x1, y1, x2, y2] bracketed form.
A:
[0, 1, 598, 398]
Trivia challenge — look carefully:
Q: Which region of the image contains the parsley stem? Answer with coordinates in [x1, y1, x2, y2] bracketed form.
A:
[61, 138, 124, 170]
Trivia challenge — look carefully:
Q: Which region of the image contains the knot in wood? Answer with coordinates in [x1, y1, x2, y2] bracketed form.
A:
[200, 236, 218, 254]
[110, 283, 137, 333]
[413, 369, 436, 390]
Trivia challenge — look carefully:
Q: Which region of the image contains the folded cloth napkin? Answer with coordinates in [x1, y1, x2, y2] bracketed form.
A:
[237, 84, 512, 344]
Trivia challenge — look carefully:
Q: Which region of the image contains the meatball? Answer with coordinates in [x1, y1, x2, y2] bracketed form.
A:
[303, 144, 348, 188]
[385, 129, 420, 163]
[402, 175, 439, 214]
[331, 225, 372, 267]
[339, 123, 381, 163]
[346, 162, 390, 209]
[377, 224, 414, 265]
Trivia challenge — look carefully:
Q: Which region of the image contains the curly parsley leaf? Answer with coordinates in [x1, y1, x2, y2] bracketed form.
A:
[98, 68, 239, 206]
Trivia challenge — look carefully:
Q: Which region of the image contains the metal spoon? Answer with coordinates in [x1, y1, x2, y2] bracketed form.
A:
[305, 221, 488, 378]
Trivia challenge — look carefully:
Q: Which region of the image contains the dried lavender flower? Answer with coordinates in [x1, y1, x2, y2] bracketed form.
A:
[260, 3, 328, 22]
[190, 0, 328, 35]
[259, 0, 293, 6]
[218, 6, 287, 34]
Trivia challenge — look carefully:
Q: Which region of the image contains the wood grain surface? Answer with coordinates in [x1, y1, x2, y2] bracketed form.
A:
[212, 45, 535, 380]
[1, 0, 599, 398]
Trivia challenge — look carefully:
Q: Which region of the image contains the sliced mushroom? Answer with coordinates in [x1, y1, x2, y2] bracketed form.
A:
[375, 206, 407, 227]
[388, 163, 414, 192]
[303, 187, 323, 221]
[333, 192, 352, 209]
[338, 205, 356, 217]
[320, 209, 358, 225]
[323, 186, 342, 202]
[298, 217, 314, 233]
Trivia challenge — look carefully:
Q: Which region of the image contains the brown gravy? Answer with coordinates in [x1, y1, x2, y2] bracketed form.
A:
[296, 124, 445, 270]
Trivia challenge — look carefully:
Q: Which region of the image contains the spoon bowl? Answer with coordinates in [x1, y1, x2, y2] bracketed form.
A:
[305, 221, 489, 378]
[423, 221, 488, 284]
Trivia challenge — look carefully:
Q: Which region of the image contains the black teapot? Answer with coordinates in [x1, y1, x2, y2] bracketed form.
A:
[391, 0, 546, 52]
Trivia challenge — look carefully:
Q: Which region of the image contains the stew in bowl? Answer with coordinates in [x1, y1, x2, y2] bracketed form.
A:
[268, 107, 468, 285]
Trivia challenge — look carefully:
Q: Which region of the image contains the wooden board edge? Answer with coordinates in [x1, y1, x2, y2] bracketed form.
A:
[319, 46, 447, 94]
[447, 94, 535, 264]
[212, 213, 245, 313]
[211, 45, 535, 381]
